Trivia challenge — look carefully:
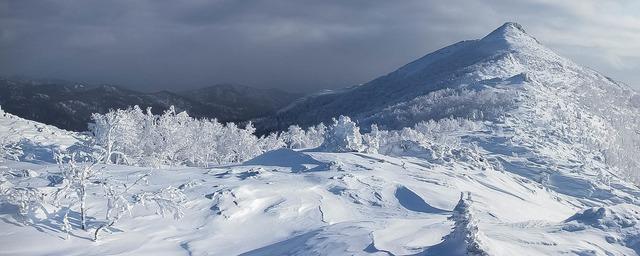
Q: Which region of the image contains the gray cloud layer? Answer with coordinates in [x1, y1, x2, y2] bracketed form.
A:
[1, 0, 639, 92]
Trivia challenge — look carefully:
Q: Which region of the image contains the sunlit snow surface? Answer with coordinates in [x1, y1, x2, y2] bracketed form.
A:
[1, 133, 640, 255]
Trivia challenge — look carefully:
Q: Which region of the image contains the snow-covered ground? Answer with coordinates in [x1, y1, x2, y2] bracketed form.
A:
[0, 107, 84, 150]
[0, 108, 86, 163]
[1, 111, 639, 255]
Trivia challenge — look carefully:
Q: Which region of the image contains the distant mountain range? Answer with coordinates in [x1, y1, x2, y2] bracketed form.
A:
[0, 78, 302, 131]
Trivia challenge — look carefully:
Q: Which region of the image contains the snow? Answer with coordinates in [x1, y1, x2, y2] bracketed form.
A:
[2, 22, 640, 255]
[0, 107, 86, 163]
[2, 137, 639, 255]
[0, 107, 83, 151]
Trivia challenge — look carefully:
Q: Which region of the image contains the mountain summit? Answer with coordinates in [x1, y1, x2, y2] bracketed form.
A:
[483, 22, 533, 41]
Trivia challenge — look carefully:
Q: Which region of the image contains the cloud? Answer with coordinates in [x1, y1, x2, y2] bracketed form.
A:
[0, 0, 638, 91]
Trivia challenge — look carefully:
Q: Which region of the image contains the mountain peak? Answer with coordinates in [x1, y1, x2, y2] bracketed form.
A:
[482, 22, 535, 41]
[480, 22, 540, 49]
[486, 22, 526, 36]
[499, 22, 526, 33]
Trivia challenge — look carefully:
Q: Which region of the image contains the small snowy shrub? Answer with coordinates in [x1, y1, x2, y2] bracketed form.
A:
[0, 166, 48, 224]
[134, 186, 187, 219]
[50, 152, 187, 241]
[0, 182, 44, 223]
[0, 139, 24, 161]
[94, 173, 186, 241]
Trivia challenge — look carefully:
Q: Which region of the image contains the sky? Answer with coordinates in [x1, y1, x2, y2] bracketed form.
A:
[1, 0, 639, 93]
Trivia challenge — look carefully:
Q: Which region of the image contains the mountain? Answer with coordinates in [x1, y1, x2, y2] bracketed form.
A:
[260, 22, 640, 181]
[259, 22, 640, 131]
[2, 22, 640, 255]
[0, 78, 302, 131]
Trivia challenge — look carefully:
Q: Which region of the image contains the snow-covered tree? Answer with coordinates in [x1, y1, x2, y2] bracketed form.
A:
[259, 133, 286, 153]
[306, 123, 327, 147]
[282, 125, 307, 149]
[321, 116, 363, 152]
[362, 124, 381, 154]
[280, 123, 326, 149]
[445, 192, 488, 256]
[54, 152, 102, 231]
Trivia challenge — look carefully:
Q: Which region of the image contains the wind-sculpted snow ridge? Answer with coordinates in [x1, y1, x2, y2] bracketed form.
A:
[2, 23, 640, 255]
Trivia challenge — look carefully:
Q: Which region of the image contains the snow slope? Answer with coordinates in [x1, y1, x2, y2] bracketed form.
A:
[0, 107, 82, 148]
[0, 107, 86, 162]
[1, 145, 639, 255]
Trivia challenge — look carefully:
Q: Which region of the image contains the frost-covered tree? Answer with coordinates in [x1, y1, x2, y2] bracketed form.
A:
[280, 123, 326, 149]
[232, 122, 263, 162]
[321, 116, 363, 152]
[282, 125, 307, 149]
[89, 106, 151, 165]
[259, 133, 286, 153]
[306, 123, 327, 148]
[445, 192, 488, 256]
[362, 124, 381, 154]
[54, 152, 102, 231]
[155, 107, 194, 164]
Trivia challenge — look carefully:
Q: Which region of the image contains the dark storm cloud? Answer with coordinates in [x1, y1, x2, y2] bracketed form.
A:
[1, 0, 639, 92]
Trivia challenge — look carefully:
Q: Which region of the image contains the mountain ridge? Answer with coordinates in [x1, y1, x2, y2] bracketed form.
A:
[0, 78, 302, 131]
